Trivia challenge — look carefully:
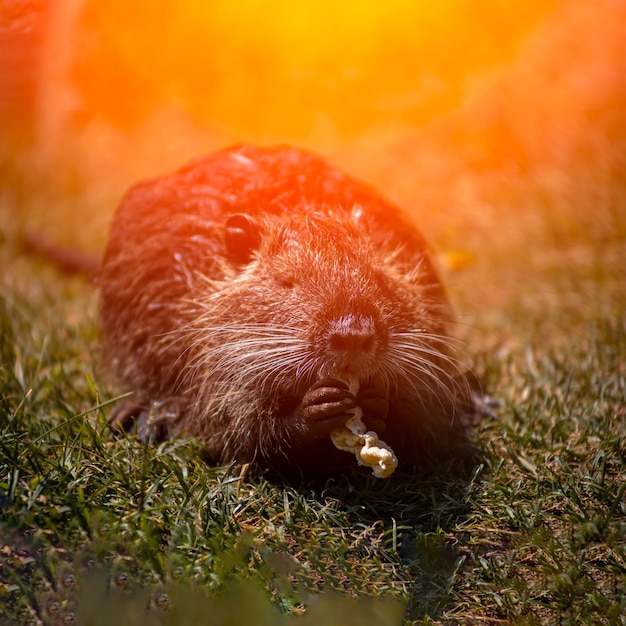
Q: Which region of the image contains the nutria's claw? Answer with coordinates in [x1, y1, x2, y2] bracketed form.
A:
[300, 379, 356, 438]
[109, 401, 147, 435]
[108, 399, 169, 443]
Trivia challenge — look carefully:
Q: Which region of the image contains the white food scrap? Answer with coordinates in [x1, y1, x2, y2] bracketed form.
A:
[330, 380, 398, 479]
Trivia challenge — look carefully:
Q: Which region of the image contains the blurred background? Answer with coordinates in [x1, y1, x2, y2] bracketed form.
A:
[1, 0, 624, 339]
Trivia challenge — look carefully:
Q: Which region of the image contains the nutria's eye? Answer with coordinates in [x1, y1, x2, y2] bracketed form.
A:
[276, 276, 295, 289]
[224, 214, 261, 263]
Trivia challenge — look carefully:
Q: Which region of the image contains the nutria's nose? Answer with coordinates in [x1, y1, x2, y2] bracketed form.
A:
[327, 314, 378, 354]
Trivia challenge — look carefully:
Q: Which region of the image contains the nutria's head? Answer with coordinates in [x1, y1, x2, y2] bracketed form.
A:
[180, 205, 459, 416]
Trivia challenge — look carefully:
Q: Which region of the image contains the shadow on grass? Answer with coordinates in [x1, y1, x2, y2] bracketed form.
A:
[309, 441, 487, 622]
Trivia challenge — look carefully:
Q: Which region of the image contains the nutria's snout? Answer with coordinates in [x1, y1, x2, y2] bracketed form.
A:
[326, 313, 379, 354]
[319, 312, 384, 384]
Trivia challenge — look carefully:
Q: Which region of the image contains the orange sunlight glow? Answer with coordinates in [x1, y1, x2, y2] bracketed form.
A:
[77, 0, 554, 138]
[9, 0, 622, 251]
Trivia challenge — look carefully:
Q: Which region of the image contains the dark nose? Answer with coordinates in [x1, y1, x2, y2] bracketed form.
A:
[327, 314, 378, 354]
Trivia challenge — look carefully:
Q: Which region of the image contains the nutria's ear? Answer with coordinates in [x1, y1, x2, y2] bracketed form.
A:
[224, 214, 261, 263]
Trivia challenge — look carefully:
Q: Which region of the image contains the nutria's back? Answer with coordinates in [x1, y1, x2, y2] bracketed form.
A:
[100, 145, 477, 480]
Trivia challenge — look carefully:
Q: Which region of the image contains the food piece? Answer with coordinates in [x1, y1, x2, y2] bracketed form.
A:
[330, 381, 398, 479]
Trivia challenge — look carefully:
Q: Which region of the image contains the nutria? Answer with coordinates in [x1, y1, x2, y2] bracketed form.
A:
[100, 144, 482, 480]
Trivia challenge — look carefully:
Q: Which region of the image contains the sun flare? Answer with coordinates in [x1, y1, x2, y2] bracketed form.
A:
[77, 0, 553, 137]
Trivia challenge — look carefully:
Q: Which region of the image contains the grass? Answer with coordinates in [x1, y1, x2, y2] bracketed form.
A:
[1, 187, 625, 625]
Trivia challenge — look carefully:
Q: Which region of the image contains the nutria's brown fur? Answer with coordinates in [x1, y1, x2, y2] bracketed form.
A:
[100, 144, 481, 479]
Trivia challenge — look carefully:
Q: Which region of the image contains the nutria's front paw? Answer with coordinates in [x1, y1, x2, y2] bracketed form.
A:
[357, 384, 389, 434]
[300, 378, 357, 438]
